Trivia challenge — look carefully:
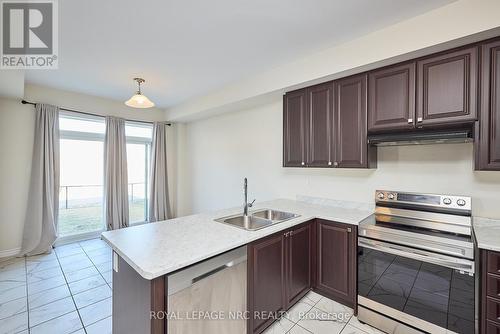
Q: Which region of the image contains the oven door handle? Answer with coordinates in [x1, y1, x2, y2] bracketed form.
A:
[358, 237, 474, 274]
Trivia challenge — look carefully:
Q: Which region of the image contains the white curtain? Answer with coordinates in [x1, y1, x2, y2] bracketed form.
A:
[21, 104, 60, 256]
[104, 116, 129, 230]
[148, 122, 171, 222]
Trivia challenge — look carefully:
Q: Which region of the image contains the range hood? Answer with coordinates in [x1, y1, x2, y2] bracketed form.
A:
[367, 128, 473, 147]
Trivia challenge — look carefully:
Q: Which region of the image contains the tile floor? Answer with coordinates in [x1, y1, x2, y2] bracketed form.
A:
[1, 238, 382, 334]
[0, 239, 112, 334]
[262, 291, 383, 334]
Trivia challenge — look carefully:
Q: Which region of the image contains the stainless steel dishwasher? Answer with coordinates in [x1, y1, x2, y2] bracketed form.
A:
[167, 246, 247, 334]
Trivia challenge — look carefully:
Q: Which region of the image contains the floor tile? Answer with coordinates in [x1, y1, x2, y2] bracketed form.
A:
[315, 298, 353, 319]
[0, 297, 27, 320]
[78, 297, 112, 326]
[0, 283, 26, 305]
[0, 267, 26, 283]
[73, 284, 112, 309]
[68, 275, 106, 295]
[29, 296, 76, 327]
[0, 258, 25, 272]
[295, 308, 348, 334]
[54, 244, 84, 259]
[30, 310, 83, 334]
[348, 317, 385, 334]
[85, 316, 112, 334]
[58, 253, 90, 266]
[0, 311, 28, 334]
[64, 266, 100, 283]
[71, 330, 85, 334]
[101, 270, 112, 284]
[27, 274, 66, 295]
[288, 323, 313, 334]
[341, 324, 369, 334]
[28, 253, 57, 263]
[79, 239, 108, 252]
[95, 261, 112, 274]
[284, 301, 314, 323]
[85, 247, 111, 258]
[28, 284, 71, 309]
[60, 258, 94, 274]
[301, 291, 322, 307]
[263, 316, 294, 334]
[27, 266, 63, 283]
[88, 253, 112, 266]
[26, 260, 60, 274]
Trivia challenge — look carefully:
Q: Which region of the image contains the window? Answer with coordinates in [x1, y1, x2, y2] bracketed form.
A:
[58, 114, 152, 239]
[59, 114, 105, 237]
[125, 122, 153, 224]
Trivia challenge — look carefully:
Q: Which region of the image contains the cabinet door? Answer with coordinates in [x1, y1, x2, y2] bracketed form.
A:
[248, 233, 285, 334]
[283, 89, 307, 167]
[333, 74, 374, 168]
[315, 219, 356, 308]
[478, 40, 500, 170]
[417, 46, 478, 126]
[307, 82, 333, 167]
[285, 223, 312, 308]
[368, 62, 416, 132]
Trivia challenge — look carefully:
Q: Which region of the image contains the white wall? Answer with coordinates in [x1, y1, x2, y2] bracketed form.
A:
[177, 99, 500, 219]
[0, 84, 176, 256]
[167, 0, 500, 121]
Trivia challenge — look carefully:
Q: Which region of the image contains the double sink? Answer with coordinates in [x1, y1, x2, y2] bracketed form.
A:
[215, 209, 300, 231]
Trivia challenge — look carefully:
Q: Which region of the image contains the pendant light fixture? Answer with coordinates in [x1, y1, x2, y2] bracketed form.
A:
[125, 77, 155, 108]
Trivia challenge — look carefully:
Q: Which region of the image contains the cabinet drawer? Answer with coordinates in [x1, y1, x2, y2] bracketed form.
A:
[487, 320, 500, 334]
[488, 252, 500, 275]
[489, 274, 500, 299]
[487, 297, 500, 324]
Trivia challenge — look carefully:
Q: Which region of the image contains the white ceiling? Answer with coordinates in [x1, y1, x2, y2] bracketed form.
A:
[25, 0, 454, 109]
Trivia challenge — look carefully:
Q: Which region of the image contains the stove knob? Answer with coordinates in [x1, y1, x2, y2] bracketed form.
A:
[457, 199, 466, 206]
[388, 193, 395, 200]
[377, 192, 385, 200]
[443, 198, 452, 205]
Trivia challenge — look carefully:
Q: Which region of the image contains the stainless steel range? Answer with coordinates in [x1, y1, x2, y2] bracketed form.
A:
[357, 190, 477, 334]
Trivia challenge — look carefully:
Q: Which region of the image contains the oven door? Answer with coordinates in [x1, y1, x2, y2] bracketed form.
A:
[357, 237, 475, 334]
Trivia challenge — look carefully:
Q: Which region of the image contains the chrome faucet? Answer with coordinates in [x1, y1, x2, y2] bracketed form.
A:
[243, 177, 255, 216]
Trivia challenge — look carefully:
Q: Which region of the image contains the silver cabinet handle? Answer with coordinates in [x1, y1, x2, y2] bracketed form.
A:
[408, 118, 413, 124]
[301, 162, 305, 166]
[333, 162, 338, 167]
[417, 117, 423, 123]
[347, 227, 352, 233]
[328, 161, 332, 166]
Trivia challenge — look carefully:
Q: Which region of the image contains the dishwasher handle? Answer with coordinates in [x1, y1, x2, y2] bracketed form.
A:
[167, 246, 247, 295]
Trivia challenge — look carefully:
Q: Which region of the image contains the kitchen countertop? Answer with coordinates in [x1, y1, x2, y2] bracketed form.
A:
[101, 198, 372, 280]
[473, 216, 500, 252]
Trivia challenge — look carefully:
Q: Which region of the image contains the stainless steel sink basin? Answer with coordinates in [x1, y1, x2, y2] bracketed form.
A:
[214, 209, 300, 231]
[252, 209, 299, 222]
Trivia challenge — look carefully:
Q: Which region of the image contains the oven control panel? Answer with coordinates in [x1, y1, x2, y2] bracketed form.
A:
[375, 190, 471, 211]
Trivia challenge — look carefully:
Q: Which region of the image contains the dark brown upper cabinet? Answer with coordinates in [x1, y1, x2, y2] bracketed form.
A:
[248, 222, 312, 334]
[247, 233, 285, 334]
[477, 39, 500, 171]
[307, 82, 333, 167]
[416, 46, 478, 127]
[314, 219, 357, 308]
[334, 74, 376, 168]
[368, 62, 416, 132]
[283, 89, 307, 167]
[285, 223, 312, 308]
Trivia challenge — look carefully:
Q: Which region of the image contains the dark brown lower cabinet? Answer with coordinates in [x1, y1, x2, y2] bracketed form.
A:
[248, 222, 312, 334]
[482, 250, 500, 333]
[314, 219, 357, 309]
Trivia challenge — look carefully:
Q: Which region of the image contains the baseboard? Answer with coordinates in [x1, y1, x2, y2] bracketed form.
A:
[0, 247, 21, 258]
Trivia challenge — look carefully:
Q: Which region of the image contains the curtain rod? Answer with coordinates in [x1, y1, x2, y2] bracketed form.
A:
[21, 100, 172, 126]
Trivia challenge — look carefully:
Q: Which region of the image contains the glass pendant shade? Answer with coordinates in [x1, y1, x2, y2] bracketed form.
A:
[125, 78, 155, 108]
[125, 93, 155, 108]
